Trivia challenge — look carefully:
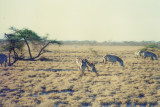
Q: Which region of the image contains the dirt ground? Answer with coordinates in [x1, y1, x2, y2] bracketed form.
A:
[0, 45, 160, 107]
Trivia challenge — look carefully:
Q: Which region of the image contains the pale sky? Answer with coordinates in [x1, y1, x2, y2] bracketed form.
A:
[0, 0, 160, 42]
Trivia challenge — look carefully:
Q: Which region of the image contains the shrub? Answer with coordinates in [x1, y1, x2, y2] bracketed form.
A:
[140, 44, 160, 52]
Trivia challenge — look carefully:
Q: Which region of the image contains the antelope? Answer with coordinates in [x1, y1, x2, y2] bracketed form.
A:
[76, 57, 98, 76]
[0, 54, 7, 67]
[135, 50, 143, 59]
[141, 51, 158, 60]
[103, 55, 124, 67]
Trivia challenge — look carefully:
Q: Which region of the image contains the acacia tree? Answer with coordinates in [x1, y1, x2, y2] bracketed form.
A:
[4, 27, 62, 66]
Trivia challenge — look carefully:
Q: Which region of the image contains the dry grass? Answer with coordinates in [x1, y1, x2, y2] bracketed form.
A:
[0, 45, 160, 107]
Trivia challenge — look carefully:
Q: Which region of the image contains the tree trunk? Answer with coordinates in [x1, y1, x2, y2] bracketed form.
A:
[24, 38, 32, 59]
[8, 48, 18, 66]
[8, 50, 11, 66]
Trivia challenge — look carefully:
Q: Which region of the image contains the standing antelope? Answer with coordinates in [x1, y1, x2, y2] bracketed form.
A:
[103, 55, 124, 67]
[0, 54, 7, 67]
[76, 57, 98, 76]
[141, 51, 158, 60]
[135, 50, 143, 59]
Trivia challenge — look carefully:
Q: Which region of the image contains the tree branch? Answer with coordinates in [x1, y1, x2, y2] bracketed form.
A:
[24, 37, 32, 59]
[33, 41, 52, 59]
[15, 41, 61, 61]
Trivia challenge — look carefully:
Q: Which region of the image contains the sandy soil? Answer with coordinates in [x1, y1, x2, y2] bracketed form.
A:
[0, 45, 160, 107]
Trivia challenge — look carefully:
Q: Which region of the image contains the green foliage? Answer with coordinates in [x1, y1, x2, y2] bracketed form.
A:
[3, 27, 62, 60]
[49, 40, 63, 45]
[145, 44, 159, 49]
[3, 27, 43, 51]
[3, 34, 25, 51]
[9, 27, 41, 41]
[140, 44, 160, 52]
[3, 27, 62, 51]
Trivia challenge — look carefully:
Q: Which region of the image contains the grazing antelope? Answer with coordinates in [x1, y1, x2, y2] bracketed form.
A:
[141, 51, 158, 60]
[103, 55, 124, 67]
[76, 57, 98, 76]
[135, 50, 143, 59]
[0, 54, 7, 67]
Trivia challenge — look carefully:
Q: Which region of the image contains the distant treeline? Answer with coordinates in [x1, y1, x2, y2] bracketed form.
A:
[1, 39, 160, 46]
[61, 40, 160, 46]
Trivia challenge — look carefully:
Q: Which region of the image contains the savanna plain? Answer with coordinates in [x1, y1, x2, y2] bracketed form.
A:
[0, 45, 160, 107]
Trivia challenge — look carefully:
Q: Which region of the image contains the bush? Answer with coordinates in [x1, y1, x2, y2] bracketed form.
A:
[140, 44, 160, 52]
[145, 44, 159, 49]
